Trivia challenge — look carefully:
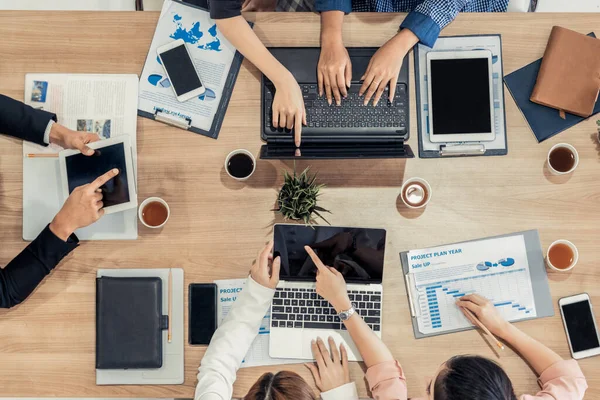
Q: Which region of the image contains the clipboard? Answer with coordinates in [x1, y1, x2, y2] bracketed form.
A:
[414, 34, 509, 158]
[400, 230, 554, 339]
[137, 0, 247, 139]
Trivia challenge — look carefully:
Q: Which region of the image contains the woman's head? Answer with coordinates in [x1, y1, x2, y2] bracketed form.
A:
[245, 371, 316, 400]
[429, 355, 517, 400]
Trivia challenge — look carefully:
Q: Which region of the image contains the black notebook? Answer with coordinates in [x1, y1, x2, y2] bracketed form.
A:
[96, 277, 168, 369]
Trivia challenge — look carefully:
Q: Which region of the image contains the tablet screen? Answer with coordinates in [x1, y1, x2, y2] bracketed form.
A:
[65, 143, 130, 207]
[273, 225, 386, 284]
[430, 58, 492, 135]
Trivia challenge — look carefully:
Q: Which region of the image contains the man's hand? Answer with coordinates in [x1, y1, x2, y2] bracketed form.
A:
[49, 123, 99, 156]
[49, 168, 119, 241]
[318, 10, 350, 106]
[250, 241, 281, 289]
[305, 337, 351, 392]
[272, 71, 306, 148]
[241, 0, 276, 11]
[359, 29, 418, 106]
[305, 246, 351, 312]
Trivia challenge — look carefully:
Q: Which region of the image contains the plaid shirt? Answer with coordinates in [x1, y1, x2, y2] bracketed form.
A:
[315, 0, 509, 47]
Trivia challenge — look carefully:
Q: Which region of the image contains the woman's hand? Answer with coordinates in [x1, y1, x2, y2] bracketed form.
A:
[318, 36, 352, 106]
[456, 294, 511, 338]
[305, 246, 351, 312]
[272, 72, 306, 147]
[359, 29, 418, 106]
[250, 241, 281, 289]
[305, 337, 350, 392]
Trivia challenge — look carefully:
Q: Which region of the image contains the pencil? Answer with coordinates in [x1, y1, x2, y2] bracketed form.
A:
[26, 153, 59, 158]
[462, 307, 505, 351]
[168, 268, 173, 343]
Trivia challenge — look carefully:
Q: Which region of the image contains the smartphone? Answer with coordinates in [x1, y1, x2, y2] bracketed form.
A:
[559, 293, 600, 359]
[157, 39, 205, 102]
[189, 283, 217, 345]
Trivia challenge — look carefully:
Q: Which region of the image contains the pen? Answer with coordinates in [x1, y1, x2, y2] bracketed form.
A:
[168, 268, 172, 343]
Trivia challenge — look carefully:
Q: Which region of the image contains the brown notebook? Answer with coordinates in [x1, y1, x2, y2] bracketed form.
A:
[530, 26, 600, 118]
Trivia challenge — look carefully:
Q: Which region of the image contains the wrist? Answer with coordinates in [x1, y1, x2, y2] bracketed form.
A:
[272, 68, 294, 88]
[48, 123, 64, 146]
[333, 297, 353, 314]
[390, 29, 419, 53]
[320, 11, 344, 39]
[49, 213, 75, 242]
[496, 322, 517, 342]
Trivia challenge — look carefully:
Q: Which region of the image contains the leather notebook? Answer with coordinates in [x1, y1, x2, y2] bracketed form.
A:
[531, 26, 600, 117]
[96, 277, 168, 369]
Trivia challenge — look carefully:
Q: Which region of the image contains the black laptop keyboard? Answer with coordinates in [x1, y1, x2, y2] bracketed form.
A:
[264, 83, 408, 133]
[271, 287, 382, 331]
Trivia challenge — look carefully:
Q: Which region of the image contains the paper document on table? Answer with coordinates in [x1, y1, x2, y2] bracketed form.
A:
[138, 0, 236, 133]
[406, 235, 536, 336]
[215, 279, 302, 368]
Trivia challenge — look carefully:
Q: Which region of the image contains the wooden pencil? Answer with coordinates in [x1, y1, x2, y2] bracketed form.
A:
[463, 307, 505, 350]
[26, 153, 59, 158]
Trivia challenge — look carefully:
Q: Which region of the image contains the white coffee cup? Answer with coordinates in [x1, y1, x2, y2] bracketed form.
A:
[547, 143, 579, 175]
[224, 149, 256, 181]
[138, 197, 170, 229]
[401, 177, 432, 209]
[546, 239, 579, 272]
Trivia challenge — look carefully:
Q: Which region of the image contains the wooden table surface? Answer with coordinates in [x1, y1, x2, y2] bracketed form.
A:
[0, 10, 599, 399]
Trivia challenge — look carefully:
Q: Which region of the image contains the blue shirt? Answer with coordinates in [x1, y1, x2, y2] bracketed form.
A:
[315, 0, 509, 47]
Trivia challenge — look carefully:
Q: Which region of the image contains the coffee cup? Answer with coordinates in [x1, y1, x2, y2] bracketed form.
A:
[546, 239, 578, 272]
[401, 178, 432, 209]
[547, 143, 579, 175]
[225, 149, 256, 181]
[139, 197, 170, 229]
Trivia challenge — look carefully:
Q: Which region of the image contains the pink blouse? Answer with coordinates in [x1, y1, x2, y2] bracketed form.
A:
[365, 359, 587, 400]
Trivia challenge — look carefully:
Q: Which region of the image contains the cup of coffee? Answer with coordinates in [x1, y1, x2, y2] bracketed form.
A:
[401, 177, 432, 209]
[225, 149, 256, 181]
[547, 143, 579, 175]
[139, 197, 170, 229]
[546, 239, 579, 272]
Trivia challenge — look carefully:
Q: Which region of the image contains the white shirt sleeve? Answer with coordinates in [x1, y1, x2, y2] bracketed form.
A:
[43, 120, 54, 145]
[321, 382, 359, 400]
[194, 277, 275, 400]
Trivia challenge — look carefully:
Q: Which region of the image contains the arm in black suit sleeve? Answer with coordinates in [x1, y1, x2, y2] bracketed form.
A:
[0, 225, 78, 309]
[0, 94, 57, 146]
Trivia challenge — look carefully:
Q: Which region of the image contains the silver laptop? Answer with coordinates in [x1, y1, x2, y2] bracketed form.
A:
[269, 224, 386, 361]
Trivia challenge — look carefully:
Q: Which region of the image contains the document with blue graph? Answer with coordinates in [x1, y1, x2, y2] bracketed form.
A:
[215, 279, 302, 368]
[406, 235, 537, 336]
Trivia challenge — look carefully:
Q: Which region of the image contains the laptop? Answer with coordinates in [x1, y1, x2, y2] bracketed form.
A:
[260, 47, 414, 160]
[269, 224, 386, 361]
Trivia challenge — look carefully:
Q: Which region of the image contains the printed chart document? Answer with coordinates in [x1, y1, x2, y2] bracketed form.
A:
[139, 0, 236, 133]
[406, 235, 537, 336]
[215, 279, 302, 368]
[23, 73, 139, 241]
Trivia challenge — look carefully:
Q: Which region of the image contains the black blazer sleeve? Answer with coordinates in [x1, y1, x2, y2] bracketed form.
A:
[209, 0, 242, 19]
[0, 225, 78, 309]
[0, 94, 57, 146]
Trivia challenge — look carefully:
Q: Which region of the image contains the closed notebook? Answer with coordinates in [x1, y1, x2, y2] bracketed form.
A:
[530, 26, 600, 117]
[96, 277, 167, 369]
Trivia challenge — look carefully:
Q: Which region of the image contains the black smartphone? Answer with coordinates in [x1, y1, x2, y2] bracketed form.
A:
[189, 283, 218, 345]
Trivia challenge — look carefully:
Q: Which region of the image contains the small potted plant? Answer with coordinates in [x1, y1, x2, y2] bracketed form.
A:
[275, 167, 330, 225]
[596, 120, 600, 143]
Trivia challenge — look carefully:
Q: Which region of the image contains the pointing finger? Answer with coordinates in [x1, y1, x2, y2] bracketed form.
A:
[305, 246, 327, 272]
[90, 168, 119, 191]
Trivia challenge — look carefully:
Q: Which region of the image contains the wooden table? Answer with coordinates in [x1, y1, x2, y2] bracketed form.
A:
[1, 10, 599, 399]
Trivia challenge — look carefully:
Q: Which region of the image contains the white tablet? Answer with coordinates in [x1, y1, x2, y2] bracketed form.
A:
[59, 136, 137, 214]
[426, 50, 496, 143]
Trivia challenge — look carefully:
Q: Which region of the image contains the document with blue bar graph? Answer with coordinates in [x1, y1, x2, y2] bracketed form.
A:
[215, 279, 302, 368]
[405, 234, 539, 337]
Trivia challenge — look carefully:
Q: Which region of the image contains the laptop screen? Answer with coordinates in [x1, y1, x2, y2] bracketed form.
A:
[274, 225, 386, 284]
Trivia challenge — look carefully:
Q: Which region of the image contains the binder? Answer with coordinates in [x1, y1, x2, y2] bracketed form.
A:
[414, 35, 508, 158]
[504, 32, 599, 143]
[137, 0, 247, 139]
[400, 230, 554, 339]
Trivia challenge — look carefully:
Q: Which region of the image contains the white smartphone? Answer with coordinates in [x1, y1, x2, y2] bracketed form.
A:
[157, 39, 205, 102]
[559, 293, 600, 359]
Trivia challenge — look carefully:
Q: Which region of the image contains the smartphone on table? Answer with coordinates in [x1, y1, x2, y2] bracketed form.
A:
[189, 283, 217, 345]
[559, 293, 600, 359]
[157, 39, 205, 102]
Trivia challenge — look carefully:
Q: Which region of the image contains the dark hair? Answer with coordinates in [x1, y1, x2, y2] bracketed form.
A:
[244, 371, 316, 400]
[434, 355, 517, 400]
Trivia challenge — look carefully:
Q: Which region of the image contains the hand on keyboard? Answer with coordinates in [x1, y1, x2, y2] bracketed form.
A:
[250, 241, 281, 289]
[359, 29, 419, 106]
[318, 35, 352, 106]
[272, 72, 306, 147]
[305, 246, 352, 313]
[305, 337, 350, 392]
